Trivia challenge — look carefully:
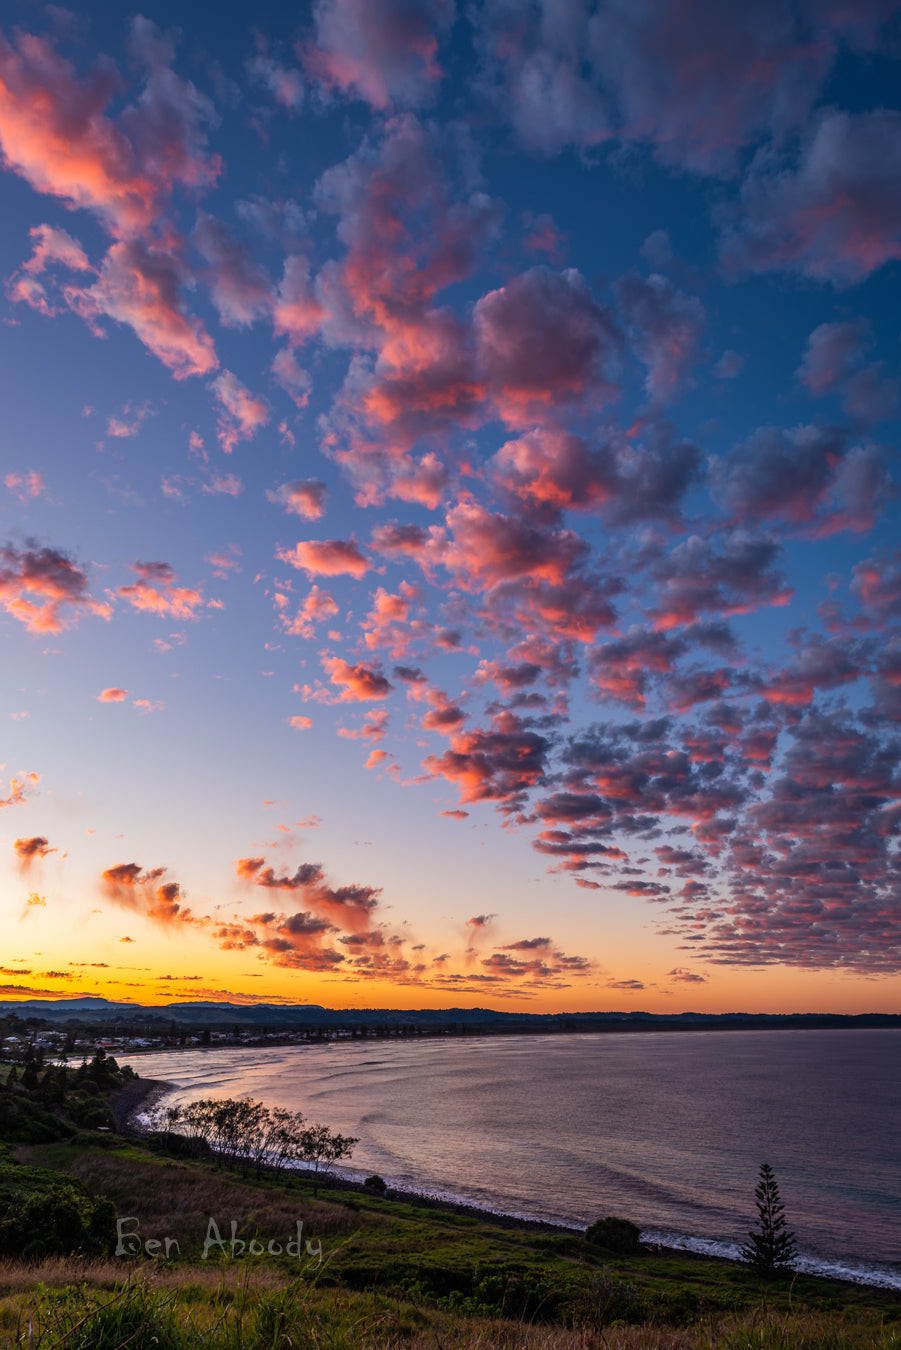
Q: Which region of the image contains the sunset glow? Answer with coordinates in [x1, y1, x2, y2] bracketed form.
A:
[2, 0, 900, 1016]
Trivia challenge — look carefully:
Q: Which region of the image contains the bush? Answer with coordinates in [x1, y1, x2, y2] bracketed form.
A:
[585, 1215, 643, 1254]
[363, 1174, 387, 1194]
[0, 1158, 115, 1257]
[146, 1129, 214, 1159]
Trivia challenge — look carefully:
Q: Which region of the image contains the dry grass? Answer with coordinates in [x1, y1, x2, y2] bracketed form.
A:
[21, 1147, 362, 1254]
[0, 1264, 896, 1350]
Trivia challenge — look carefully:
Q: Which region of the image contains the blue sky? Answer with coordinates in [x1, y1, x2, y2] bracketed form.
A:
[1, 0, 900, 1012]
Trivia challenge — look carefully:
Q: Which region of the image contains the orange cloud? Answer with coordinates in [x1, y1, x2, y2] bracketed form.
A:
[97, 687, 129, 702]
[233, 853, 380, 935]
[118, 560, 205, 619]
[0, 542, 111, 633]
[1, 772, 39, 809]
[267, 479, 328, 520]
[322, 656, 393, 701]
[100, 861, 199, 926]
[14, 835, 55, 871]
[279, 585, 339, 638]
[276, 538, 369, 578]
[66, 239, 218, 378]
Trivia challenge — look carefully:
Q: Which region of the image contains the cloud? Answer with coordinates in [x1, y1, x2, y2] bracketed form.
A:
[3, 471, 47, 501]
[272, 254, 323, 346]
[118, 560, 205, 619]
[233, 851, 381, 936]
[494, 423, 699, 526]
[0, 541, 111, 633]
[193, 211, 272, 328]
[205, 546, 242, 579]
[1, 772, 40, 810]
[306, 0, 455, 110]
[13, 836, 56, 871]
[723, 109, 901, 284]
[473, 266, 620, 425]
[271, 349, 312, 407]
[322, 656, 393, 701]
[247, 52, 304, 112]
[277, 538, 369, 578]
[97, 687, 129, 702]
[647, 533, 792, 629]
[288, 715, 313, 729]
[267, 479, 328, 520]
[798, 320, 899, 426]
[471, 0, 880, 172]
[66, 238, 218, 378]
[20, 222, 91, 273]
[0, 23, 216, 236]
[709, 424, 889, 535]
[279, 585, 339, 638]
[667, 967, 707, 983]
[100, 860, 198, 925]
[210, 370, 270, 452]
[762, 635, 862, 707]
[424, 710, 551, 808]
[614, 272, 705, 404]
[849, 549, 901, 628]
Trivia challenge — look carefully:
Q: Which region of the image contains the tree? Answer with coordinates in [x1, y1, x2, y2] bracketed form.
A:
[740, 1163, 798, 1276]
[296, 1121, 358, 1175]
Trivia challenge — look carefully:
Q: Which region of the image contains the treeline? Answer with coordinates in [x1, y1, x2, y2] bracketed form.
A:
[150, 1097, 358, 1180]
[0, 1049, 135, 1142]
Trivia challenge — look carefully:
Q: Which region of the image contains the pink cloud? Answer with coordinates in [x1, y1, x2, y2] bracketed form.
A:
[322, 655, 393, 701]
[267, 479, 327, 520]
[194, 211, 273, 328]
[118, 560, 205, 620]
[97, 687, 129, 702]
[66, 238, 218, 378]
[280, 585, 340, 638]
[277, 538, 369, 578]
[271, 349, 312, 408]
[210, 370, 270, 452]
[473, 266, 620, 425]
[0, 542, 111, 633]
[4, 471, 46, 501]
[306, 0, 455, 111]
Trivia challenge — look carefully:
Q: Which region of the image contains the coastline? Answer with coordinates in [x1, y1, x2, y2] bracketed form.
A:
[110, 1076, 177, 1134]
[112, 1080, 901, 1294]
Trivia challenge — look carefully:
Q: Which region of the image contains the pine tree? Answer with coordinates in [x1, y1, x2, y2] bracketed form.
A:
[740, 1163, 798, 1275]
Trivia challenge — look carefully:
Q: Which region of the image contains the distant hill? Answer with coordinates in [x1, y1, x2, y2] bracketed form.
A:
[0, 997, 898, 1032]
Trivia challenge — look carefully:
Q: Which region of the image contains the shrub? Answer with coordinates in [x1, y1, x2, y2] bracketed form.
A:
[585, 1215, 643, 1254]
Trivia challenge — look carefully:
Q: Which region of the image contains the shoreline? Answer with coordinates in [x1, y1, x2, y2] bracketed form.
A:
[113, 1079, 901, 1294]
[110, 1076, 177, 1133]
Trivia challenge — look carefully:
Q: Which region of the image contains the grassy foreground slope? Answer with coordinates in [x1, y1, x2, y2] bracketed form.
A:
[0, 1130, 898, 1350]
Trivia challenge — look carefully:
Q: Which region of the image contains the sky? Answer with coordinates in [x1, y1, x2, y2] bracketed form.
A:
[1, 0, 900, 1016]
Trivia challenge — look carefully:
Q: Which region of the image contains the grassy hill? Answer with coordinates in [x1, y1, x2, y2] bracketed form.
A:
[0, 1063, 897, 1348]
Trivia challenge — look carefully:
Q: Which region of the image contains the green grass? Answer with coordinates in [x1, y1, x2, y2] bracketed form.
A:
[0, 1132, 896, 1348]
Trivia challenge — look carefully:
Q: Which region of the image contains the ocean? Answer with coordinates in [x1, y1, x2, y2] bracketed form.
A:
[130, 1028, 901, 1289]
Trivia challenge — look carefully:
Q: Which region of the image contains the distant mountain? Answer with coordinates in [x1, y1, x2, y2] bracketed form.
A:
[1, 997, 899, 1032]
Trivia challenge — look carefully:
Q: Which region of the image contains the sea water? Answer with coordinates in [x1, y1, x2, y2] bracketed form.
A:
[131, 1029, 901, 1288]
